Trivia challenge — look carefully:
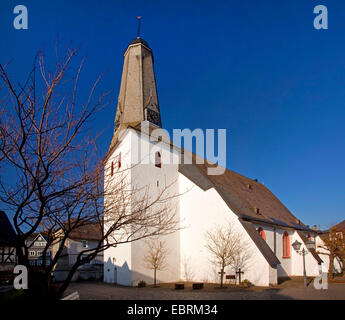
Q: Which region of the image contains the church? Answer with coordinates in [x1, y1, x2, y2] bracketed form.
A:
[103, 36, 326, 287]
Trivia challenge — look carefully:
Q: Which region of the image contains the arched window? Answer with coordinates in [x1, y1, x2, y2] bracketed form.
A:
[118, 152, 122, 169]
[111, 161, 114, 177]
[155, 151, 161, 168]
[282, 231, 290, 258]
[258, 227, 266, 241]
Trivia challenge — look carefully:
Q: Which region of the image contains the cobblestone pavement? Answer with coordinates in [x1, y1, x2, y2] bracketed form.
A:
[66, 280, 345, 300]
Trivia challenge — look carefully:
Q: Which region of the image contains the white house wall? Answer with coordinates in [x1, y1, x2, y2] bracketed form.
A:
[289, 232, 320, 277]
[315, 235, 343, 274]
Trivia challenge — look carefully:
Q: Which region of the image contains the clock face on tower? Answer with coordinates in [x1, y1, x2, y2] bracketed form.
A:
[145, 108, 162, 127]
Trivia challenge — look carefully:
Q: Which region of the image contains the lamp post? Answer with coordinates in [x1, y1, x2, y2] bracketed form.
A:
[292, 239, 315, 287]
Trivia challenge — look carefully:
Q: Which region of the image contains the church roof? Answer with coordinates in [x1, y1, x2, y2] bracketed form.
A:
[129, 37, 151, 48]
[108, 37, 162, 154]
[179, 153, 313, 232]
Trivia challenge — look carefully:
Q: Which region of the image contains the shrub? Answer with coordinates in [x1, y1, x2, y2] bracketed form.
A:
[241, 279, 253, 287]
[138, 280, 146, 287]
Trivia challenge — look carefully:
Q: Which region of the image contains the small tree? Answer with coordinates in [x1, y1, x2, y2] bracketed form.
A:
[205, 223, 249, 287]
[317, 227, 345, 279]
[143, 238, 168, 287]
[182, 255, 195, 282]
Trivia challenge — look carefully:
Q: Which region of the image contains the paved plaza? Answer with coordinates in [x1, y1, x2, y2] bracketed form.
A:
[66, 279, 345, 300]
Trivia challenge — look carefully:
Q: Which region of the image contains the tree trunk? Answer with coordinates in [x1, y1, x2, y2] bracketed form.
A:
[154, 268, 157, 287]
[56, 263, 80, 299]
[328, 252, 334, 280]
[220, 267, 224, 288]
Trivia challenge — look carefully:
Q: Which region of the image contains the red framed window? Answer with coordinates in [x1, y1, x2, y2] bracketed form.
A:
[282, 231, 290, 258]
[118, 152, 122, 169]
[111, 161, 114, 177]
[155, 151, 161, 168]
[258, 227, 266, 241]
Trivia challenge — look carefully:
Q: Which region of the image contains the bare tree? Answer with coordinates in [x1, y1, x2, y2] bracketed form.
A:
[143, 238, 168, 287]
[0, 47, 179, 299]
[205, 223, 250, 287]
[182, 255, 195, 282]
[317, 227, 345, 279]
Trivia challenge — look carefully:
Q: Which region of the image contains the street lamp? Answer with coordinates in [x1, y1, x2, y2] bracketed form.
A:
[292, 239, 315, 287]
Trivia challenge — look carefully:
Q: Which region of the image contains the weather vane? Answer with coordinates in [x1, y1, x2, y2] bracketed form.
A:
[137, 16, 142, 39]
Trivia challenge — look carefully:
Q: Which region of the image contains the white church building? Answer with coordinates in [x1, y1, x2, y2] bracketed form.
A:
[103, 36, 327, 287]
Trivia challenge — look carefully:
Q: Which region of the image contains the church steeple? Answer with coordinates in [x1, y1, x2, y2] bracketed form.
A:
[113, 37, 162, 137]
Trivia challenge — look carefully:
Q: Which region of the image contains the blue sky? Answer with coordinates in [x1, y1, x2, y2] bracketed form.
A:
[0, 0, 344, 229]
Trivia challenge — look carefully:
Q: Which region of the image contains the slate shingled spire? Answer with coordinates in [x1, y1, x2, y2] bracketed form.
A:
[113, 37, 161, 134]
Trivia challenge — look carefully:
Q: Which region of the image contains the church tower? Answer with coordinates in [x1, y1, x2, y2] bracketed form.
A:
[103, 36, 181, 286]
[109, 37, 162, 152]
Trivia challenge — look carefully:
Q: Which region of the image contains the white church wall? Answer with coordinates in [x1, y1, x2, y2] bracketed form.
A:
[103, 130, 133, 285]
[252, 224, 276, 253]
[129, 129, 181, 286]
[275, 229, 292, 278]
[290, 231, 320, 277]
[178, 173, 273, 287]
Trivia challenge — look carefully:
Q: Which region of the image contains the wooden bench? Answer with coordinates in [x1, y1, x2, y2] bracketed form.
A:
[192, 283, 204, 290]
[175, 283, 184, 290]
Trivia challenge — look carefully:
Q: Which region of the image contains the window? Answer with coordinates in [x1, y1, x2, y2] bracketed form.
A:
[82, 240, 88, 248]
[29, 251, 35, 256]
[111, 161, 114, 176]
[258, 227, 266, 241]
[282, 232, 290, 258]
[336, 232, 343, 240]
[155, 151, 161, 168]
[118, 152, 122, 169]
[36, 251, 42, 257]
